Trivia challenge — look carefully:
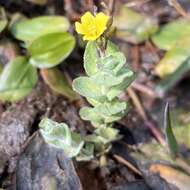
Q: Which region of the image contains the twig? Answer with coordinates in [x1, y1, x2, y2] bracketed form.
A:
[113, 154, 142, 176]
[108, 0, 115, 16]
[127, 87, 165, 145]
[131, 45, 140, 71]
[168, 0, 190, 18]
[127, 87, 147, 120]
[131, 82, 158, 98]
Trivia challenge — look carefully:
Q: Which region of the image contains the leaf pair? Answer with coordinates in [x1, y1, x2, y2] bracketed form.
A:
[0, 16, 76, 102]
[80, 101, 127, 127]
[11, 16, 75, 69]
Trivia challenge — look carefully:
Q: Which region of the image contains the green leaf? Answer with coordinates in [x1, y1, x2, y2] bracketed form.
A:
[84, 41, 119, 76]
[72, 76, 106, 101]
[39, 118, 84, 158]
[114, 5, 158, 43]
[152, 19, 190, 50]
[0, 56, 37, 102]
[11, 16, 69, 43]
[91, 71, 126, 87]
[164, 103, 179, 158]
[0, 20, 7, 33]
[84, 41, 99, 76]
[85, 127, 120, 152]
[95, 127, 120, 144]
[155, 36, 190, 77]
[94, 101, 127, 117]
[107, 67, 135, 100]
[76, 143, 94, 161]
[79, 102, 127, 126]
[28, 32, 75, 68]
[0, 7, 7, 33]
[156, 59, 190, 95]
[79, 106, 104, 126]
[98, 52, 126, 75]
[40, 68, 77, 101]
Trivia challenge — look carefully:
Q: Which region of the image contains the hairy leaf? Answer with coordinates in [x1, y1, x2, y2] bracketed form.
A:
[84, 41, 119, 76]
[72, 76, 106, 101]
[39, 118, 84, 158]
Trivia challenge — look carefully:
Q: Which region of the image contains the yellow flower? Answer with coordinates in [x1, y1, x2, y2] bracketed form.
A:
[75, 12, 109, 41]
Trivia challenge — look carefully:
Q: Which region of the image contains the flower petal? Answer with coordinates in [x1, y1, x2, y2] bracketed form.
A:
[81, 12, 95, 25]
[83, 35, 97, 41]
[75, 22, 86, 34]
[95, 13, 109, 35]
[95, 13, 109, 28]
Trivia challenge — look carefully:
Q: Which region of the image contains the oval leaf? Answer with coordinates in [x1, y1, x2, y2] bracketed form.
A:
[11, 16, 69, 43]
[0, 56, 38, 102]
[84, 41, 119, 76]
[28, 32, 75, 68]
[152, 19, 190, 50]
[155, 36, 190, 77]
[72, 76, 106, 101]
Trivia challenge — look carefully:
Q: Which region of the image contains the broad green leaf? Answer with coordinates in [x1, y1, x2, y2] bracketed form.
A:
[39, 118, 84, 158]
[11, 16, 69, 43]
[152, 19, 190, 50]
[156, 59, 190, 95]
[72, 77, 106, 101]
[114, 5, 158, 43]
[155, 36, 190, 77]
[164, 103, 179, 158]
[0, 56, 37, 102]
[40, 68, 77, 101]
[84, 41, 119, 76]
[28, 32, 75, 68]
